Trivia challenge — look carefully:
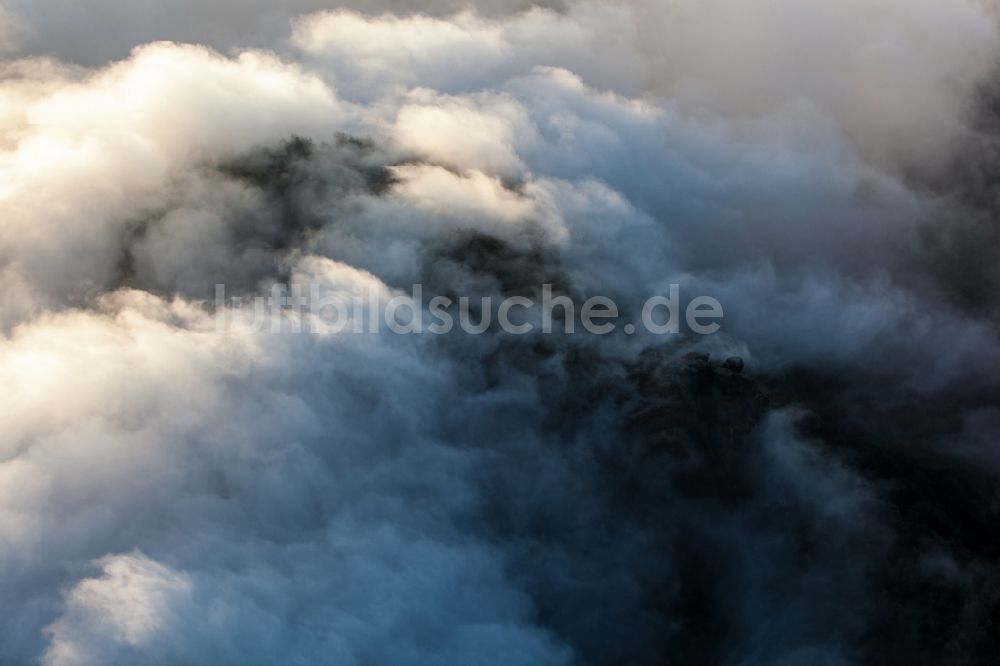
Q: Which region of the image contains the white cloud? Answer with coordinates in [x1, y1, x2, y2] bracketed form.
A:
[44, 553, 193, 666]
[0, 2, 999, 663]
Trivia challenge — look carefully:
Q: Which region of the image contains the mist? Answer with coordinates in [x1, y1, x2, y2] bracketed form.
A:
[1, 1, 999, 664]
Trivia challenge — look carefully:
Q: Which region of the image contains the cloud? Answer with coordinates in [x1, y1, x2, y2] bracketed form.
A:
[628, 0, 1000, 170]
[0, 42, 341, 324]
[0, 0, 566, 66]
[1, 2, 1000, 664]
[43, 553, 194, 666]
[292, 6, 643, 100]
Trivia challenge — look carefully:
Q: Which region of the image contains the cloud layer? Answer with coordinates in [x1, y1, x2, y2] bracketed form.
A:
[2, 1, 1000, 664]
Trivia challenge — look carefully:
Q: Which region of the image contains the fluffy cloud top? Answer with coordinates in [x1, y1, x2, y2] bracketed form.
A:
[1, 1, 1000, 664]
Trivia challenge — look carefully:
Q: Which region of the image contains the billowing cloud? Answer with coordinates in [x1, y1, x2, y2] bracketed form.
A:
[2, 1, 1000, 664]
